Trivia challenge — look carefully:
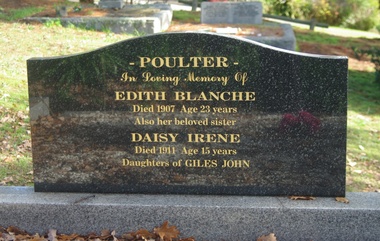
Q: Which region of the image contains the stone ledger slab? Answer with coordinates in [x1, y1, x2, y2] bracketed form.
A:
[247, 23, 296, 51]
[0, 187, 379, 241]
[27, 32, 347, 196]
[24, 4, 173, 35]
[201, 2, 263, 24]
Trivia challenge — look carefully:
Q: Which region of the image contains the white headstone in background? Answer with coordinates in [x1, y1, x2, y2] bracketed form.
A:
[201, 2, 262, 24]
[98, 0, 124, 9]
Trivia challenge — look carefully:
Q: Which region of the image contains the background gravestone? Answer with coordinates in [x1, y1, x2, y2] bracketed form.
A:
[98, 0, 124, 9]
[27, 32, 347, 196]
[201, 2, 263, 24]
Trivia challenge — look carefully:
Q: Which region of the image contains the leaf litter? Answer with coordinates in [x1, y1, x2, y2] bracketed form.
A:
[0, 222, 279, 241]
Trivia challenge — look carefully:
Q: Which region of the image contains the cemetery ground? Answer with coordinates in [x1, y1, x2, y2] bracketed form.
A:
[0, 1, 379, 192]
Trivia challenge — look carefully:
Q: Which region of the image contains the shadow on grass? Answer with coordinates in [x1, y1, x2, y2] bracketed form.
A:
[348, 70, 380, 116]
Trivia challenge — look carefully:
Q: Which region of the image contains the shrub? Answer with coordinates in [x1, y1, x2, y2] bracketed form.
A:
[343, 1, 379, 31]
[353, 47, 380, 84]
[261, 0, 379, 30]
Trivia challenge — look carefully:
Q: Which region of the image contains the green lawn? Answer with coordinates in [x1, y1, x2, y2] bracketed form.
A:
[0, 22, 131, 185]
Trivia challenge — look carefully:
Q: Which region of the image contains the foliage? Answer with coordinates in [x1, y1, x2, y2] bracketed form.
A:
[44, 19, 63, 27]
[261, 0, 380, 30]
[264, 0, 294, 17]
[353, 47, 380, 83]
[342, 0, 379, 31]
[0, 6, 44, 21]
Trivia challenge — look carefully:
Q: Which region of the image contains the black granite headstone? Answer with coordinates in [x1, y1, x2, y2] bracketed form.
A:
[27, 33, 347, 196]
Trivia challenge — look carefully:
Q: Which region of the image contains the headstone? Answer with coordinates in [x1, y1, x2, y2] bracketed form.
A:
[27, 33, 347, 196]
[56, 6, 68, 17]
[201, 2, 263, 24]
[98, 0, 124, 9]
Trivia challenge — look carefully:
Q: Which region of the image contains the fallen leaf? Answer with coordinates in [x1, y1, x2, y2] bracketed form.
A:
[121, 233, 134, 240]
[335, 197, 350, 204]
[57, 233, 79, 241]
[154, 221, 180, 241]
[29, 233, 47, 241]
[134, 229, 155, 240]
[0, 224, 194, 241]
[100, 229, 111, 237]
[48, 229, 57, 241]
[348, 161, 357, 167]
[0, 176, 14, 185]
[289, 196, 316, 200]
[6, 226, 27, 235]
[257, 233, 277, 241]
[2, 232, 16, 241]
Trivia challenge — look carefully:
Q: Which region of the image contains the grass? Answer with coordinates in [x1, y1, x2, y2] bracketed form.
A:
[0, 11, 379, 192]
[346, 70, 380, 191]
[0, 6, 45, 21]
[173, 10, 200, 23]
[0, 22, 131, 186]
[295, 29, 341, 45]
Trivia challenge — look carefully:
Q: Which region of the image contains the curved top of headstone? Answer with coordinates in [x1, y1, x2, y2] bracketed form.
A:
[30, 32, 347, 60]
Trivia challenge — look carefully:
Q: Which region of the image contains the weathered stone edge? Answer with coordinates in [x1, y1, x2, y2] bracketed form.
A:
[0, 187, 379, 240]
[245, 23, 296, 51]
[23, 5, 172, 34]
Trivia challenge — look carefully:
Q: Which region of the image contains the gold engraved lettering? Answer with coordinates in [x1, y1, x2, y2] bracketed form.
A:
[133, 105, 154, 113]
[182, 147, 199, 155]
[122, 158, 170, 167]
[138, 56, 229, 68]
[212, 107, 238, 114]
[187, 133, 240, 143]
[210, 118, 237, 126]
[131, 133, 178, 143]
[115, 91, 166, 101]
[135, 146, 156, 154]
[156, 117, 173, 125]
[187, 72, 229, 86]
[141, 72, 180, 86]
[180, 105, 198, 114]
[212, 148, 237, 156]
[134, 117, 155, 125]
[174, 92, 255, 101]
[120, 72, 137, 82]
[175, 117, 208, 126]
[222, 160, 250, 168]
[185, 159, 218, 168]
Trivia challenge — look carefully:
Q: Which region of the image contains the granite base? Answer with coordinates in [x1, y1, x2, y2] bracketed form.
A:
[0, 187, 379, 240]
